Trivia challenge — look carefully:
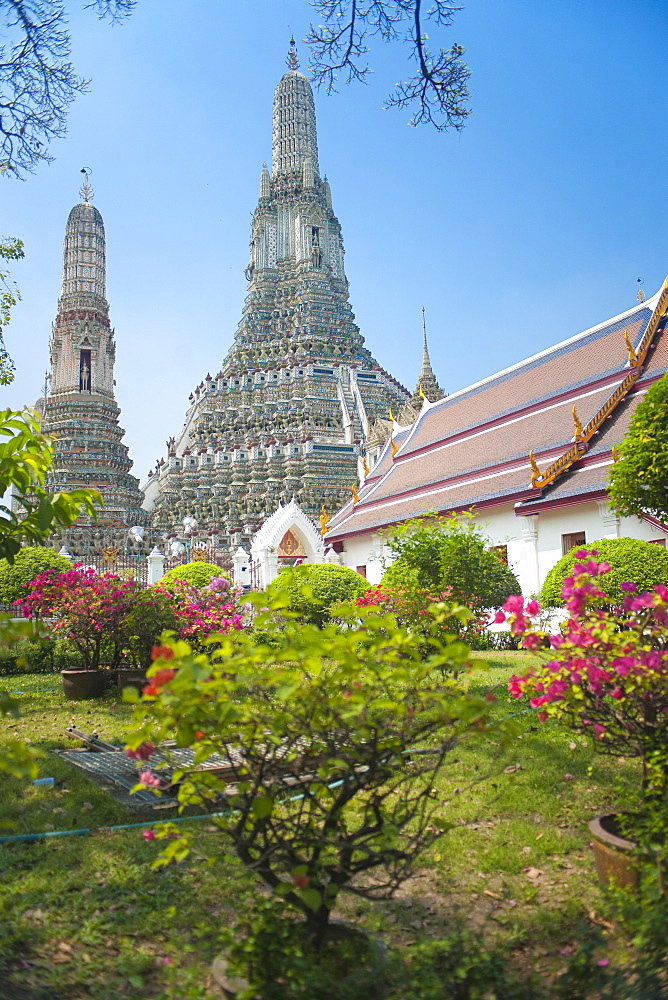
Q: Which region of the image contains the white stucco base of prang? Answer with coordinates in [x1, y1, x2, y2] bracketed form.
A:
[329, 501, 668, 595]
[246, 500, 325, 590]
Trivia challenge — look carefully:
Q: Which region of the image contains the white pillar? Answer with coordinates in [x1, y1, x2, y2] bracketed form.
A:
[147, 546, 165, 585]
[597, 501, 620, 539]
[232, 546, 250, 586]
[520, 515, 540, 595]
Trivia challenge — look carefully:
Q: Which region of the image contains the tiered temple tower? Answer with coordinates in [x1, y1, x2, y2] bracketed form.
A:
[38, 177, 149, 557]
[145, 44, 410, 549]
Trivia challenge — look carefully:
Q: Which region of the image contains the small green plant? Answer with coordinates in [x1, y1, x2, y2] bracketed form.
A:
[264, 563, 369, 626]
[540, 536, 668, 608]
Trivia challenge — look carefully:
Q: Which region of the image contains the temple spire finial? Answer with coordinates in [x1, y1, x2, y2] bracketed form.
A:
[79, 167, 93, 203]
[287, 35, 299, 70]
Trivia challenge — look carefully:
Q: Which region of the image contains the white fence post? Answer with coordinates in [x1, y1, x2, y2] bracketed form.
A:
[147, 546, 165, 585]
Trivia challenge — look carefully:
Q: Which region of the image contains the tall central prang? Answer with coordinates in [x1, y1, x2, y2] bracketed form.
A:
[145, 43, 409, 549]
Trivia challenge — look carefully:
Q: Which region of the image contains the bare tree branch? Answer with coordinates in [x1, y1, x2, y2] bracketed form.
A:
[0, 0, 135, 179]
[307, 0, 470, 132]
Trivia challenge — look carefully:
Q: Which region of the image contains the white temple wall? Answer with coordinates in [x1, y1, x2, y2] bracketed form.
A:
[332, 500, 668, 599]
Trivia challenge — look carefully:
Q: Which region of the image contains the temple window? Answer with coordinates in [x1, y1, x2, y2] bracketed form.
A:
[561, 531, 585, 556]
[356, 565, 367, 579]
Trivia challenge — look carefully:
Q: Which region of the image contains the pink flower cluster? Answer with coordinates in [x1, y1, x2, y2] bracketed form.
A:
[154, 577, 245, 641]
[505, 553, 668, 754]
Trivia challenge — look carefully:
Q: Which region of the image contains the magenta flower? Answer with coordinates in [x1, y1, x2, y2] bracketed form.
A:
[142, 829, 156, 841]
[138, 770, 161, 788]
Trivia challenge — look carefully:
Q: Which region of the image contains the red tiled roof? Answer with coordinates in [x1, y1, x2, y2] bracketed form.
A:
[327, 284, 668, 541]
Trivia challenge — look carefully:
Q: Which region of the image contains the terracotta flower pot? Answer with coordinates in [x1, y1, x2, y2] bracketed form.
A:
[61, 669, 106, 701]
[589, 813, 639, 890]
[115, 667, 147, 693]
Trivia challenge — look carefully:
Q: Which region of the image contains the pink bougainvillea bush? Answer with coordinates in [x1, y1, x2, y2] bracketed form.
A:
[501, 549, 668, 793]
[153, 576, 245, 648]
[19, 565, 137, 670]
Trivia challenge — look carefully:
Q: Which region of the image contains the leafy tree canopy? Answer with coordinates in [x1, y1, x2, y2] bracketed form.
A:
[382, 513, 520, 611]
[539, 537, 668, 608]
[608, 372, 668, 524]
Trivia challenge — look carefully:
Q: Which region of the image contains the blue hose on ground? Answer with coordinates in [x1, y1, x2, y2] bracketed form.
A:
[0, 810, 229, 845]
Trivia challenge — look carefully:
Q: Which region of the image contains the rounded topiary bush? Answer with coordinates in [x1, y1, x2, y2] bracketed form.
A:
[539, 537, 668, 608]
[156, 562, 227, 592]
[265, 563, 370, 626]
[0, 547, 72, 605]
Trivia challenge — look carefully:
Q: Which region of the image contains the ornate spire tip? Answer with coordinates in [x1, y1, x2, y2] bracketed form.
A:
[79, 169, 94, 204]
[287, 35, 299, 70]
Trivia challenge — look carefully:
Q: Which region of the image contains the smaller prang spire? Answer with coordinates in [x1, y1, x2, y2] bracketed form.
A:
[415, 307, 445, 402]
[287, 35, 299, 70]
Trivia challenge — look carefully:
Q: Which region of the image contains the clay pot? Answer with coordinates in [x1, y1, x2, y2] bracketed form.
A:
[61, 669, 106, 700]
[589, 813, 639, 890]
[115, 668, 147, 693]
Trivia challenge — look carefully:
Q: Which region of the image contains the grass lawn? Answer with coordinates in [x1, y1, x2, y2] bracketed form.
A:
[0, 655, 644, 999]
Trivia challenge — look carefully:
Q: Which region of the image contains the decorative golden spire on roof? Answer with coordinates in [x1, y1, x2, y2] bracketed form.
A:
[572, 403, 584, 440]
[529, 450, 542, 489]
[79, 168, 93, 203]
[362, 455, 370, 477]
[351, 483, 359, 505]
[637, 278, 646, 303]
[319, 505, 329, 536]
[390, 437, 398, 458]
[287, 35, 299, 70]
[624, 330, 639, 367]
[388, 404, 394, 423]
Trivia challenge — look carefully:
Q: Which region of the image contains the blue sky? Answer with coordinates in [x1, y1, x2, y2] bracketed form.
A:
[3, 0, 667, 483]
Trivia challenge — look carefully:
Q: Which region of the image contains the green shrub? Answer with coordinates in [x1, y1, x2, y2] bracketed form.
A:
[0, 547, 71, 605]
[382, 514, 520, 613]
[539, 537, 668, 608]
[0, 638, 54, 676]
[264, 564, 369, 626]
[156, 561, 225, 592]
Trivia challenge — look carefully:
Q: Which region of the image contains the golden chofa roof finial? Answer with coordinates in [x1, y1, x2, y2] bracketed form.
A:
[319, 505, 329, 537]
[624, 330, 640, 367]
[637, 277, 646, 303]
[572, 403, 585, 441]
[287, 35, 299, 70]
[79, 167, 94, 203]
[529, 450, 542, 489]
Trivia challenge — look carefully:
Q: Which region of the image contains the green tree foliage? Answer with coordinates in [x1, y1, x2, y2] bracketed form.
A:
[0, 545, 71, 604]
[0, 236, 24, 384]
[382, 514, 520, 612]
[608, 372, 668, 523]
[540, 537, 668, 608]
[156, 561, 225, 592]
[265, 563, 369, 626]
[0, 408, 100, 562]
